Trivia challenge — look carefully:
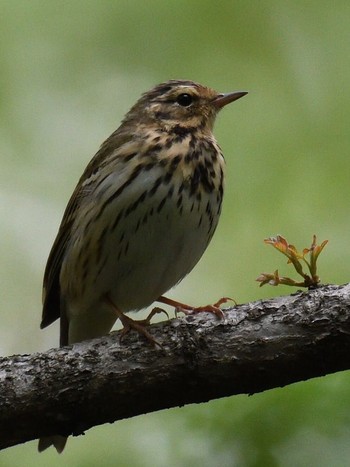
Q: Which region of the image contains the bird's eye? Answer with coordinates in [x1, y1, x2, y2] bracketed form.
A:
[176, 93, 193, 107]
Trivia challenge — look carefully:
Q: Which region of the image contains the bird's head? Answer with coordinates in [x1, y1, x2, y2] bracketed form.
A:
[123, 80, 247, 134]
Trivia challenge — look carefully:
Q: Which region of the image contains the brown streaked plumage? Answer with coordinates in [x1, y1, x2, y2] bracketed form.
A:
[38, 80, 247, 452]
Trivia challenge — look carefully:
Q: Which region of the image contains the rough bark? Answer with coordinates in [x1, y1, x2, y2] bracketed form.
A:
[1, 283, 350, 450]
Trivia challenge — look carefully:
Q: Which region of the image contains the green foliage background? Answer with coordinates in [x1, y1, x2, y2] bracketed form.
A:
[1, 1, 350, 466]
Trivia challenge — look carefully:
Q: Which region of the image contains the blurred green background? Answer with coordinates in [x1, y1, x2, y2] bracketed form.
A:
[1, 1, 350, 466]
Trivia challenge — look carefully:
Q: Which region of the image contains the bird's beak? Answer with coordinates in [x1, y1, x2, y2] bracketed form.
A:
[213, 91, 248, 109]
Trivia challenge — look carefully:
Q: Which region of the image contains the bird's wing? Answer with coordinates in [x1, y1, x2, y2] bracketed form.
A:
[40, 132, 132, 332]
[41, 182, 85, 329]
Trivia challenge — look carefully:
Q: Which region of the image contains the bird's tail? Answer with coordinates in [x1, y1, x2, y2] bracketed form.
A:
[38, 435, 67, 454]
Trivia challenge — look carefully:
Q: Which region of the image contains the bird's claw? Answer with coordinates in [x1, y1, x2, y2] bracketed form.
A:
[119, 315, 162, 348]
[145, 306, 169, 323]
[174, 297, 235, 319]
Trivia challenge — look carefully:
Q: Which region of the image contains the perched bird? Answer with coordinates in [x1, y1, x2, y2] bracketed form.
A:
[38, 80, 247, 452]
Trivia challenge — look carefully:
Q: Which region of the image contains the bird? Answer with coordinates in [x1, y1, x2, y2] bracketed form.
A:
[38, 79, 247, 452]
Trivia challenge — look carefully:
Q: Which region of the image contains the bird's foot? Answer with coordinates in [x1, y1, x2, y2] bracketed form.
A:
[118, 313, 161, 347]
[157, 296, 235, 319]
[105, 297, 167, 347]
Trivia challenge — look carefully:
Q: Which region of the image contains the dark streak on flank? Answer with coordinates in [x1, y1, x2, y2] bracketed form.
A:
[111, 209, 124, 232]
[149, 176, 163, 196]
[205, 200, 214, 234]
[178, 183, 185, 194]
[97, 164, 143, 221]
[143, 162, 155, 171]
[96, 226, 108, 263]
[81, 256, 89, 285]
[177, 194, 183, 208]
[82, 267, 88, 284]
[198, 163, 214, 193]
[124, 190, 147, 217]
[135, 219, 141, 233]
[189, 166, 200, 196]
[219, 167, 224, 200]
[163, 171, 172, 185]
[124, 242, 129, 256]
[167, 185, 174, 198]
[205, 200, 211, 215]
[157, 196, 167, 213]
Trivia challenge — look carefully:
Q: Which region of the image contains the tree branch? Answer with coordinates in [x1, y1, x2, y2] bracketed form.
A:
[1, 283, 350, 450]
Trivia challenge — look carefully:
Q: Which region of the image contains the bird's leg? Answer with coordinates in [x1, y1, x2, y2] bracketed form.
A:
[104, 296, 166, 347]
[157, 296, 235, 319]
